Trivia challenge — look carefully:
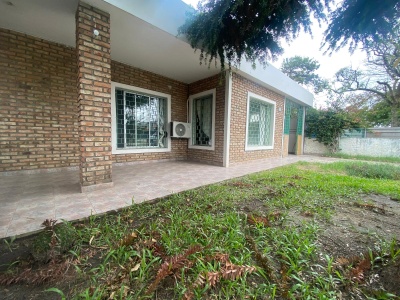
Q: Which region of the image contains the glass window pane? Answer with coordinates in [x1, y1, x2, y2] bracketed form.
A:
[248, 100, 260, 146]
[116, 89, 125, 148]
[136, 94, 150, 147]
[125, 92, 136, 147]
[192, 95, 212, 146]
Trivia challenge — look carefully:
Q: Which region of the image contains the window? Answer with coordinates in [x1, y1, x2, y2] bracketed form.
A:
[189, 89, 216, 150]
[111, 83, 171, 154]
[246, 92, 276, 150]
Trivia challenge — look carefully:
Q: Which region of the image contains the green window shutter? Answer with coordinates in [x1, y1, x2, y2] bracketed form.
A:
[297, 107, 304, 135]
[284, 99, 291, 135]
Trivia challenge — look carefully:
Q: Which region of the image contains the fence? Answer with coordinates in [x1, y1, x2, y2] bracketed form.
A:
[342, 128, 400, 139]
[304, 127, 400, 157]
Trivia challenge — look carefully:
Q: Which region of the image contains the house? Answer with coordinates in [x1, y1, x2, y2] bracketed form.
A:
[0, 0, 313, 192]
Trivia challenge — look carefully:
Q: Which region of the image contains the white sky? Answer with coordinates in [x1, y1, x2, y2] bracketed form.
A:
[181, 0, 366, 81]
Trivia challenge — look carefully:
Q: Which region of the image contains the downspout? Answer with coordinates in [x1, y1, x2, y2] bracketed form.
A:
[223, 70, 232, 167]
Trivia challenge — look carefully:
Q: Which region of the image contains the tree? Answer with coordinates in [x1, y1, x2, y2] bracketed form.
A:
[179, 0, 399, 70]
[365, 101, 392, 127]
[280, 56, 329, 94]
[305, 108, 360, 153]
[323, 0, 400, 52]
[333, 27, 400, 127]
[328, 92, 392, 127]
[179, 0, 326, 70]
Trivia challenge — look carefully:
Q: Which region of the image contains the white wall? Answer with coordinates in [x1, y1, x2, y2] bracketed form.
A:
[304, 138, 329, 155]
[339, 138, 400, 157]
[304, 137, 400, 157]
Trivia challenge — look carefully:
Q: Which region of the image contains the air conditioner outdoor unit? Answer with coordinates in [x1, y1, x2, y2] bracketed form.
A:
[171, 121, 191, 138]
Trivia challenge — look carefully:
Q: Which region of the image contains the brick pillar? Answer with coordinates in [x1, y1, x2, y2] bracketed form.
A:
[76, 2, 113, 192]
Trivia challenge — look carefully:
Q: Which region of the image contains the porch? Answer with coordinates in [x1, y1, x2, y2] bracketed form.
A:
[0, 156, 338, 239]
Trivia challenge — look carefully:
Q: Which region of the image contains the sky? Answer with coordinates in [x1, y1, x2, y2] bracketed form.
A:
[180, 0, 366, 81]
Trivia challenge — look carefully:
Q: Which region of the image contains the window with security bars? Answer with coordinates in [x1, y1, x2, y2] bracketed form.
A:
[192, 94, 213, 146]
[115, 88, 167, 149]
[246, 96, 275, 148]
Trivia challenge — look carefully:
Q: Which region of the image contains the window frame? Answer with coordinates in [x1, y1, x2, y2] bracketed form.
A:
[188, 89, 216, 151]
[111, 82, 171, 155]
[245, 92, 276, 151]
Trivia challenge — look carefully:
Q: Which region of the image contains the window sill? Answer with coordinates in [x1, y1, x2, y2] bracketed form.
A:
[188, 145, 215, 151]
[245, 146, 274, 151]
[113, 148, 171, 155]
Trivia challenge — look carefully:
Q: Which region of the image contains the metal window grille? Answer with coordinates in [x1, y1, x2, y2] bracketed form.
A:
[247, 98, 273, 147]
[116, 88, 167, 149]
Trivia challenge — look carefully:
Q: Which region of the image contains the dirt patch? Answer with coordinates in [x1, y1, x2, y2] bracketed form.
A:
[288, 194, 400, 297]
[319, 194, 400, 257]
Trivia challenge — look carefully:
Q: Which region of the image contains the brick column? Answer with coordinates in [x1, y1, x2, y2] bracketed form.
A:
[76, 2, 113, 192]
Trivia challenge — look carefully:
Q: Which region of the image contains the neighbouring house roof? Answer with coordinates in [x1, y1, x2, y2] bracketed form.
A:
[0, 0, 313, 106]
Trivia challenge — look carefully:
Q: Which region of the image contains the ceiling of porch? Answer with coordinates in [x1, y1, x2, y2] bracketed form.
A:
[0, 0, 220, 84]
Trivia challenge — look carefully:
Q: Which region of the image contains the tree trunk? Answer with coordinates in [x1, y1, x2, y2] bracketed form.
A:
[391, 103, 400, 127]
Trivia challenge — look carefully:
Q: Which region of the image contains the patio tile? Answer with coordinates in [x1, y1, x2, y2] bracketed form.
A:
[53, 184, 81, 195]
[0, 216, 12, 229]
[1, 189, 23, 201]
[14, 200, 55, 213]
[7, 214, 55, 237]
[55, 209, 94, 222]
[13, 208, 55, 221]
[0, 155, 342, 238]
[0, 227, 8, 239]
[93, 202, 130, 215]
[0, 203, 18, 216]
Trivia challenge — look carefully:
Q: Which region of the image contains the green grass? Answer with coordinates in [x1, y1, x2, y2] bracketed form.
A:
[317, 160, 400, 181]
[344, 162, 400, 180]
[325, 153, 400, 164]
[3, 161, 400, 299]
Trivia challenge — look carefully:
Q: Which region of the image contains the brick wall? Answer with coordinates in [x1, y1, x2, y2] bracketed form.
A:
[0, 27, 190, 173]
[229, 73, 285, 164]
[111, 61, 188, 163]
[0, 29, 79, 172]
[188, 74, 225, 166]
[0, 28, 291, 173]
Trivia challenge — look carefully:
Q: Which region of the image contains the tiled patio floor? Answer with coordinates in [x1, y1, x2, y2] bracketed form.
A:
[0, 155, 339, 239]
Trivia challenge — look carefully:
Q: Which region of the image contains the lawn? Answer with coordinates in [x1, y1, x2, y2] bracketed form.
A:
[1, 161, 400, 299]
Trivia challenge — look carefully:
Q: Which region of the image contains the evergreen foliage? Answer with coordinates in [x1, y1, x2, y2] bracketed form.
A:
[280, 56, 329, 93]
[323, 0, 400, 52]
[180, 0, 399, 70]
[179, 0, 326, 70]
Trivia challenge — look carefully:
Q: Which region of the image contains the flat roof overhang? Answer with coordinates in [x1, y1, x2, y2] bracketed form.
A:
[0, 0, 313, 106]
